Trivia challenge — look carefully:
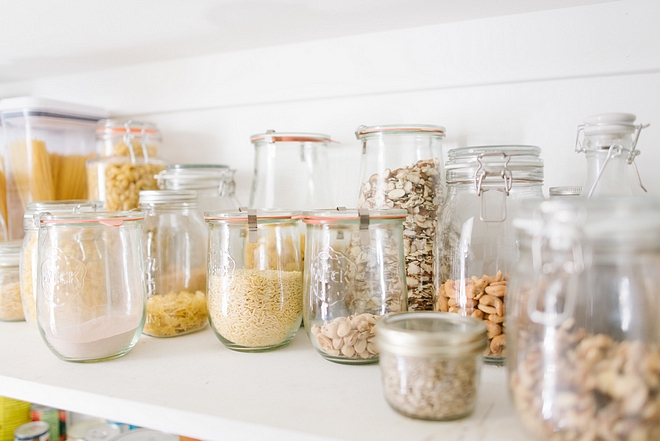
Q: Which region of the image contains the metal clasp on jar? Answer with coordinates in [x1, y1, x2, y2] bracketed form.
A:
[474, 152, 512, 222]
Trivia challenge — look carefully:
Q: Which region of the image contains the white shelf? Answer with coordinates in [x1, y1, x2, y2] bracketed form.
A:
[0, 321, 531, 441]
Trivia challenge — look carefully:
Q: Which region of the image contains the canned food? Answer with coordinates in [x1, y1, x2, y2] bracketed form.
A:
[14, 422, 50, 441]
[29, 405, 60, 441]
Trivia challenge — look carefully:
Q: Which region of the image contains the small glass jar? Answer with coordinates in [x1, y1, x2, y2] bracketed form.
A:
[0, 241, 23, 321]
[375, 312, 487, 421]
[139, 190, 208, 337]
[87, 120, 166, 211]
[575, 113, 649, 198]
[301, 208, 408, 364]
[434, 145, 544, 365]
[356, 124, 445, 312]
[249, 131, 335, 209]
[20, 200, 103, 325]
[206, 209, 302, 352]
[36, 212, 145, 362]
[508, 197, 660, 441]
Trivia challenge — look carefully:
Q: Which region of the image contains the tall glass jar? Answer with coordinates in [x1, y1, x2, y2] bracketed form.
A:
[434, 146, 544, 364]
[249, 131, 334, 210]
[508, 198, 660, 441]
[0, 241, 23, 321]
[301, 208, 408, 364]
[36, 212, 145, 362]
[356, 124, 445, 312]
[139, 190, 208, 337]
[87, 120, 166, 211]
[206, 209, 302, 352]
[20, 200, 103, 325]
[575, 113, 649, 198]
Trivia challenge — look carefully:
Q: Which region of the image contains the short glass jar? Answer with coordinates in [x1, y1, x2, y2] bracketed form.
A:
[139, 190, 208, 337]
[434, 145, 544, 365]
[356, 124, 445, 312]
[301, 208, 408, 364]
[376, 312, 487, 421]
[36, 212, 145, 362]
[206, 209, 302, 352]
[0, 241, 23, 321]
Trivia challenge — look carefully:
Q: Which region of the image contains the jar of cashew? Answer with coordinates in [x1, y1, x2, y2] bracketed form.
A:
[300, 208, 408, 365]
[434, 146, 544, 364]
[508, 197, 660, 441]
[87, 120, 165, 211]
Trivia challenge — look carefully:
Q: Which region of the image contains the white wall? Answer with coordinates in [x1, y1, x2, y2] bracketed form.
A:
[1, 0, 658, 205]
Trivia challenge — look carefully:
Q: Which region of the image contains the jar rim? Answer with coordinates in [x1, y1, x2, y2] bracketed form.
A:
[250, 131, 332, 144]
[39, 212, 144, 226]
[139, 190, 198, 204]
[355, 124, 445, 139]
[298, 208, 408, 223]
[205, 209, 300, 222]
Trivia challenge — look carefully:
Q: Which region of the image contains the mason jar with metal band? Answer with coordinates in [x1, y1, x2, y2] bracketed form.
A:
[155, 164, 240, 218]
[508, 197, 660, 441]
[20, 200, 103, 326]
[575, 113, 649, 198]
[87, 120, 165, 211]
[355, 124, 445, 312]
[249, 131, 335, 210]
[434, 145, 544, 365]
[300, 208, 408, 365]
[205, 209, 302, 352]
[375, 312, 487, 421]
[36, 212, 145, 362]
[138, 190, 208, 338]
[0, 241, 23, 321]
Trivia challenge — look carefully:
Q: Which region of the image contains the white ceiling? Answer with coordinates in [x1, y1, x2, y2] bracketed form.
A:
[0, 0, 615, 83]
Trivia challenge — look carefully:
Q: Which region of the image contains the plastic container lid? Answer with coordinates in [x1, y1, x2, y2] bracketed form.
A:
[0, 97, 108, 121]
[83, 423, 122, 441]
[355, 124, 446, 139]
[109, 429, 178, 441]
[14, 421, 50, 440]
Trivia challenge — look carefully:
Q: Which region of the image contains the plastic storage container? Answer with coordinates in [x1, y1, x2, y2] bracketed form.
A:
[0, 241, 23, 321]
[376, 312, 487, 420]
[434, 145, 544, 364]
[36, 212, 145, 362]
[139, 190, 208, 337]
[508, 197, 660, 441]
[301, 208, 408, 364]
[205, 209, 302, 352]
[356, 124, 445, 312]
[0, 97, 108, 240]
[87, 120, 165, 211]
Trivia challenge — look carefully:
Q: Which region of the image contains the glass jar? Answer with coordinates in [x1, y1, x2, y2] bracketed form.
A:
[575, 113, 649, 198]
[434, 145, 544, 364]
[36, 212, 145, 362]
[356, 124, 445, 312]
[249, 131, 335, 209]
[301, 208, 408, 364]
[87, 120, 166, 211]
[155, 164, 240, 217]
[139, 190, 208, 337]
[0, 241, 23, 321]
[20, 200, 103, 326]
[375, 312, 487, 420]
[508, 197, 660, 441]
[206, 209, 302, 352]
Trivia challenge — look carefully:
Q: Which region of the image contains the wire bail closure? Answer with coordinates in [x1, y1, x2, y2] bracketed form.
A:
[358, 208, 370, 246]
[474, 152, 512, 222]
[239, 207, 259, 243]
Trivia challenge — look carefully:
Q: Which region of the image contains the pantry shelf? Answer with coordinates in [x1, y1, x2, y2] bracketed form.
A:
[0, 321, 530, 441]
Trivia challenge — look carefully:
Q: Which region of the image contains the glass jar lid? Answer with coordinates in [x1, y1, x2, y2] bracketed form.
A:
[299, 208, 408, 224]
[0, 240, 22, 267]
[205, 208, 300, 222]
[156, 164, 231, 191]
[355, 124, 445, 140]
[376, 312, 487, 357]
[549, 186, 582, 197]
[582, 113, 638, 136]
[39, 211, 144, 226]
[139, 190, 198, 205]
[250, 130, 332, 144]
[96, 119, 161, 139]
[23, 200, 104, 229]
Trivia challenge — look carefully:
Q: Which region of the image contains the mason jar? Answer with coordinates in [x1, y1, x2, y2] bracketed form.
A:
[36, 212, 145, 362]
[301, 208, 408, 364]
[508, 197, 660, 441]
[138, 190, 208, 337]
[434, 145, 544, 364]
[0, 241, 23, 321]
[356, 124, 445, 312]
[206, 209, 302, 352]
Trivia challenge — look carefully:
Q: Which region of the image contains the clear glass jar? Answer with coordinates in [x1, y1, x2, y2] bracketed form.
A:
[20, 200, 103, 325]
[508, 197, 660, 441]
[356, 124, 445, 312]
[139, 190, 208, 337]
[376, 312, 487, 420]
[155, 164, 240, 218]
[434, 145, 544, 364]
[575, 113, 649, 198]
[0, 241, 23, 321]
[87, 120, 166, 211]
[36, 212, 145, 362]
[206, 209, 302, 352]
[249, 131, 335, 209]
[301, 208, 408, 364]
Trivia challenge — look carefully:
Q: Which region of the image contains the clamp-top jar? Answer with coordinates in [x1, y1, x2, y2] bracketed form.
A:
[434, 145, 544, 364]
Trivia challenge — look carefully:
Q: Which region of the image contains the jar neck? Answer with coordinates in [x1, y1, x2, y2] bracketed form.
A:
[141, 203, 199, 214]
